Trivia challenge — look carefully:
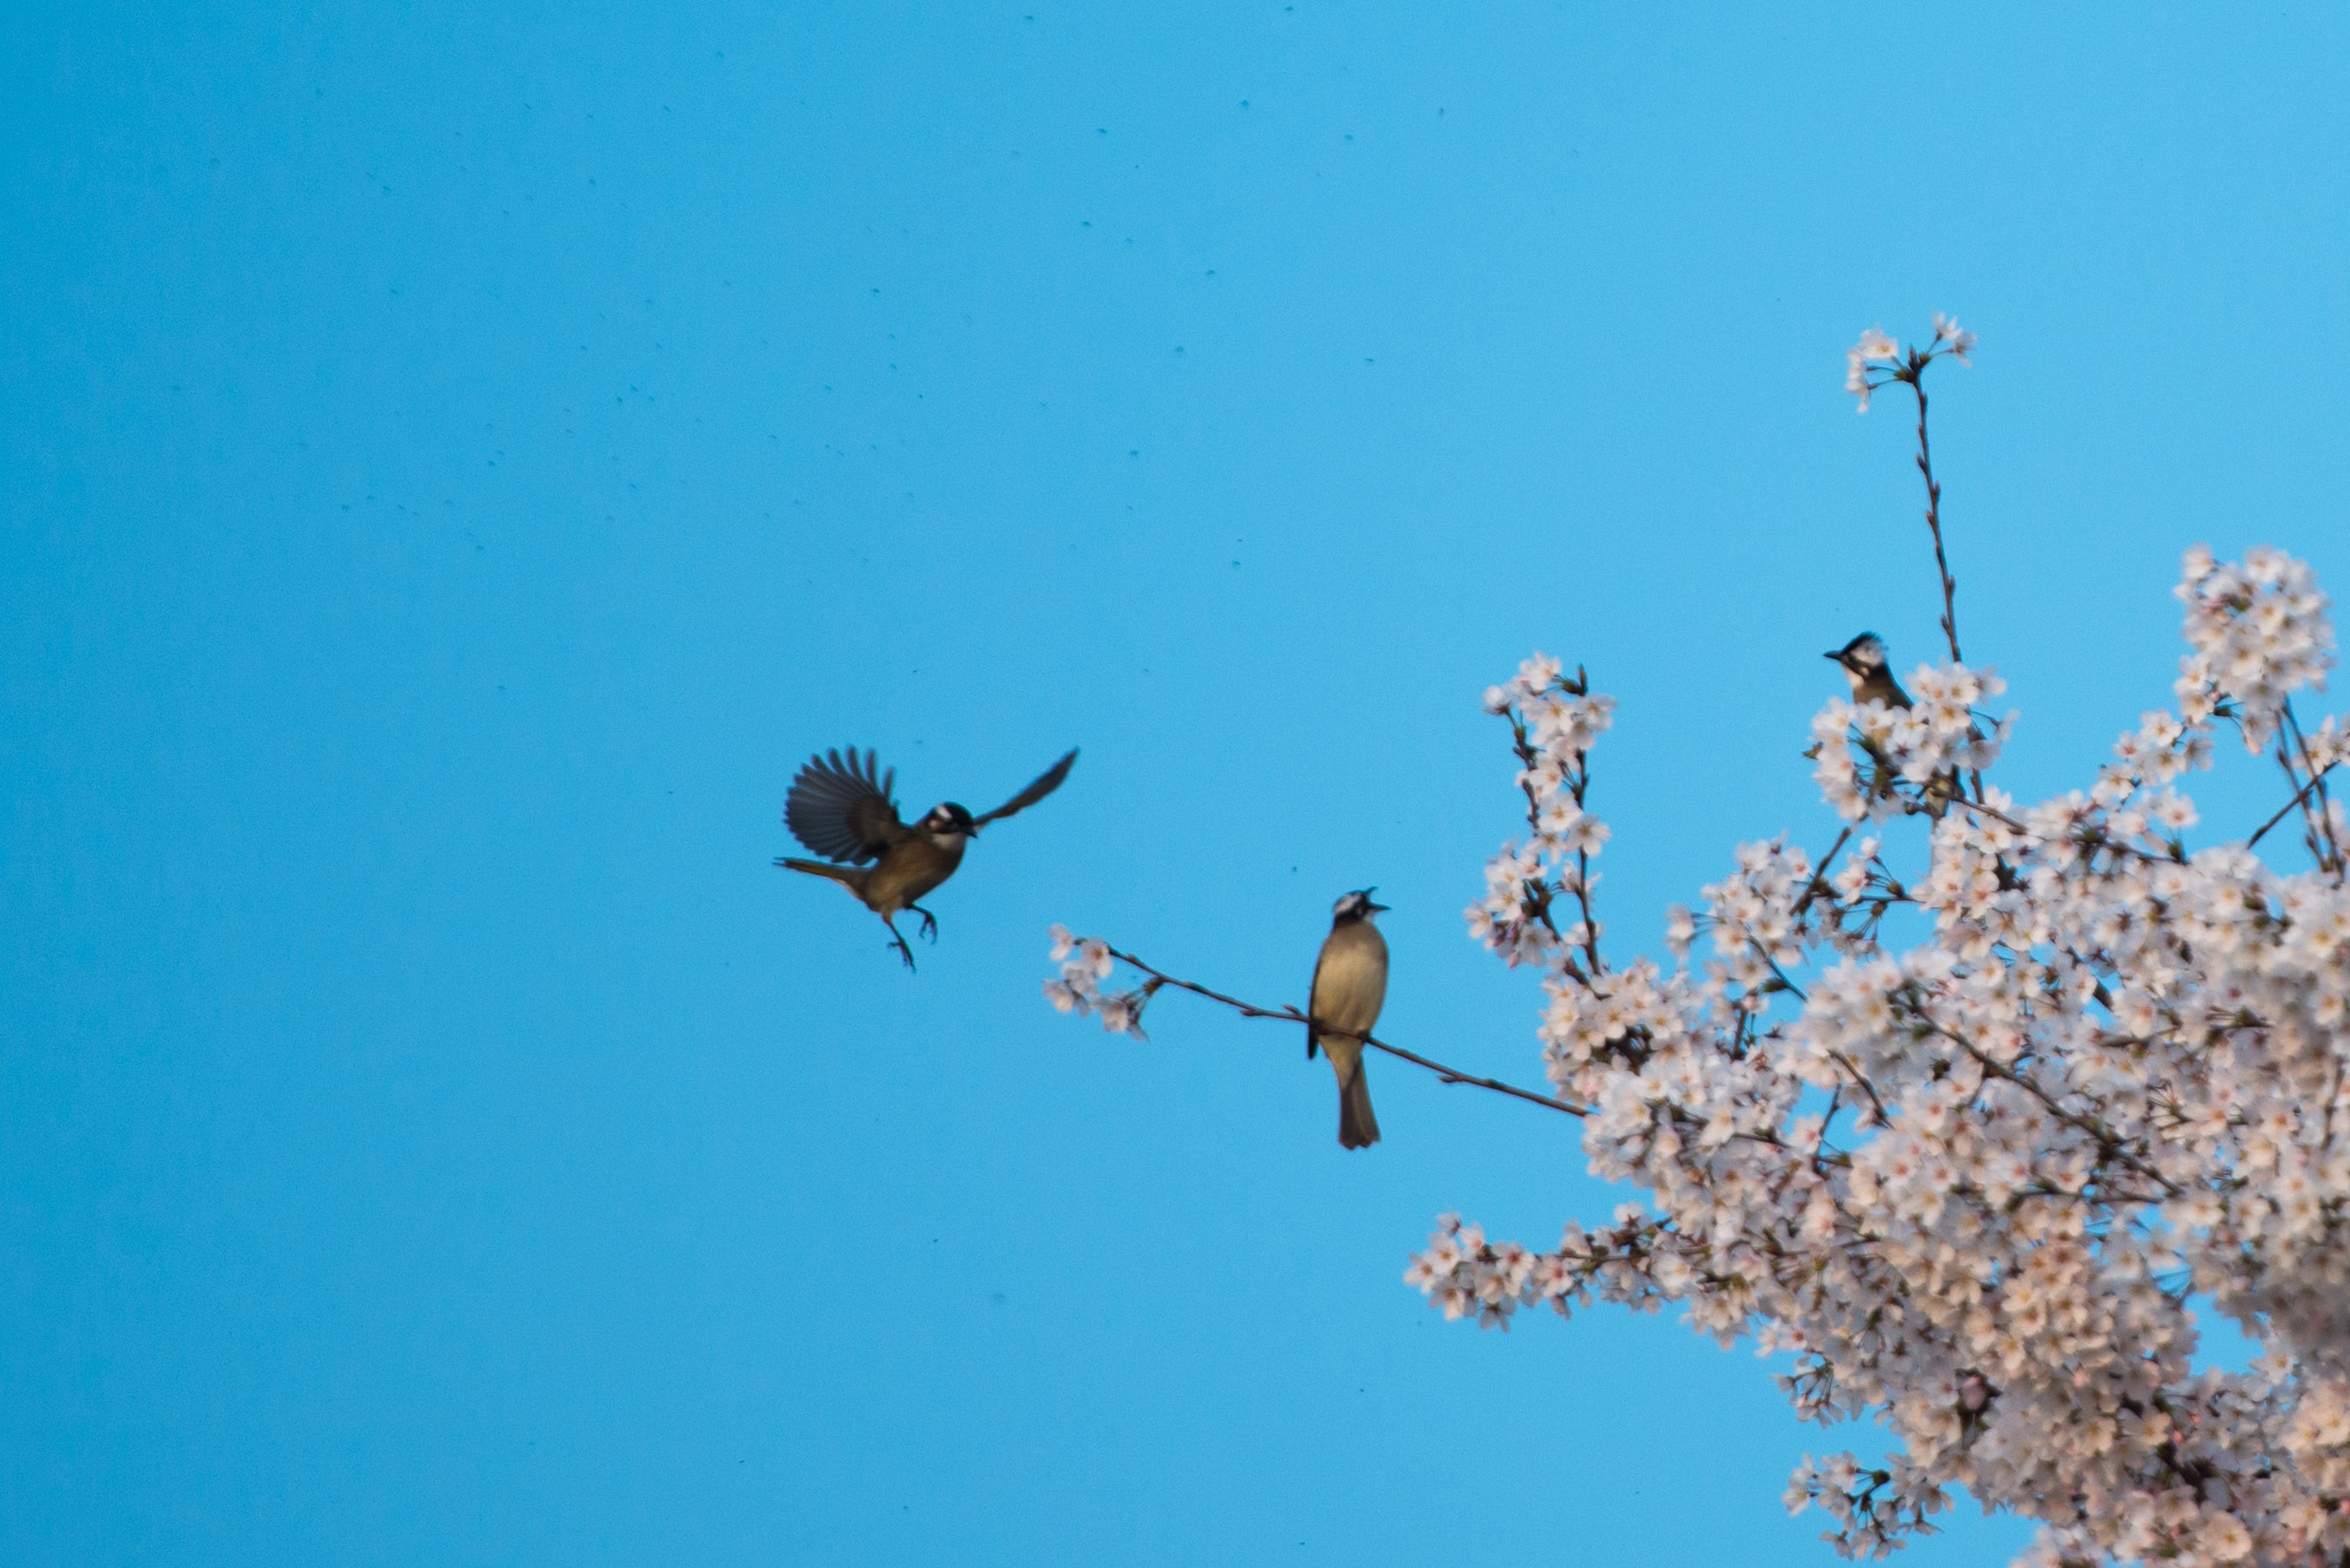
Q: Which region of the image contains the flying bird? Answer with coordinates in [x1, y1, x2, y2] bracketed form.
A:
[777, 745, 1078, 969]
[1307, 889, 1388, 1150]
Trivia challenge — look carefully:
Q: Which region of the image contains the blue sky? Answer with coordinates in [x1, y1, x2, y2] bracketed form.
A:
[5, 3, 2347, 1564]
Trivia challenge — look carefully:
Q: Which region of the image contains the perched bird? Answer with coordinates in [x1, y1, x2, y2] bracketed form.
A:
[1824, 632, 1913, 710]
[777, 745, 1078, 969]
[1823, 633, 1959, 817]
[1306, 889, 1388, 1151]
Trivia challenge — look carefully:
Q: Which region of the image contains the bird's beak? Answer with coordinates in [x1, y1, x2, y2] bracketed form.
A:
[1368, 901, 1391, 912]
[1822, 650, 1843, 661]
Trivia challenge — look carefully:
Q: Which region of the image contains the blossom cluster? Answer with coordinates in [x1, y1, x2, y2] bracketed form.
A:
[1786, 1452, 1952, 1561]
[2174, 544, 2335, 755]
[1466, 654, 1617, 968]
[1412, 546, 2350, 1566]
[1811, 661, 2012, 823]
[1846, 312, 1974, 412]
[1041, 925, 1150, 1037]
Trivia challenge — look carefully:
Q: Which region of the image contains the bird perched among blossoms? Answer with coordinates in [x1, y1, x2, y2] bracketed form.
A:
[1825, 632, 1912, 710]
[1823, 633, 1959, 817]
[777, 745, 1078, 969]
[1307, 889, 1388, 1150]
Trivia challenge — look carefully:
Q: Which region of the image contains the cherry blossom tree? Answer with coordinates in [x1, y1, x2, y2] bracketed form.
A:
[1042, 318, 2350, 1568]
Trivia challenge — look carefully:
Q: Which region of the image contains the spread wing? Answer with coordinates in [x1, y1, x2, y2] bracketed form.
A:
[784, 747, 907, 864]
[971, 748, 1078, 828]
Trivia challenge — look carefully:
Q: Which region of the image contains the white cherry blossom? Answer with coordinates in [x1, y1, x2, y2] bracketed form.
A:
[1041, 323, 2348, 1567]
[1409, 547, 2350, 1566]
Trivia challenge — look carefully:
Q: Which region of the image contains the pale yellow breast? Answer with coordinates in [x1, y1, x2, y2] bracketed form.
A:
[1310, 921, 1389, 1039]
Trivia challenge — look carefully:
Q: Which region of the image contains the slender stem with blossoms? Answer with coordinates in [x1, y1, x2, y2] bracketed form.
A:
[1851, 314, 1976, 665]
[1041, 932, 1586, 1118]
[1041, 317, 2350, 1568]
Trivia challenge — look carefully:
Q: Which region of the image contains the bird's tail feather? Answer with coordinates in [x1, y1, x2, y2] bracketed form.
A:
[777, 857, 869, 893]
[1339, 1064, 1380, 1150]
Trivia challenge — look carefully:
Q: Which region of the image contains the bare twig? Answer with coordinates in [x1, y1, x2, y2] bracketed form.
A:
[1826, 1047, 1892, 1127]
[1102, 946, 1589, 1118]
[2247, 757, 2339, 851]
[1879, 337, 1986, 805]
[1810, 1086, 1844, 1175]
[1793, 825, 1858, 917]
[2282, 704, 2343, 871]
[1897, 357, 1963, 666]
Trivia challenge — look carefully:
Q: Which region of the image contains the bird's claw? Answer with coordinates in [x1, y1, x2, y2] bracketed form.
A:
[911, 907, 939, 942]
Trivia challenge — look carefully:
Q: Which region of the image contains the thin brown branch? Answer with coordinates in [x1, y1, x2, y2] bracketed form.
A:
[1573, 840, 1603, 975]
[2247, 758, 2338, 850]
[1793, 825, 1857, 917]
[1897, 345, 1992, 809]
[1102, 945, 1589, 1118]
[1826, 1047, 1891, 1127]
[1485, 673, 1612, 989]
[1917, 1017, 2182, 1198]
[1944, 793, 2172, 866]
[2282, 704, 2343, 870]
[1502, 668, 1607, 975]
[1504, 711, 1569, 947]
[1901, 362, 1964, 667]
[1810, 1086, 1844, 1175]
